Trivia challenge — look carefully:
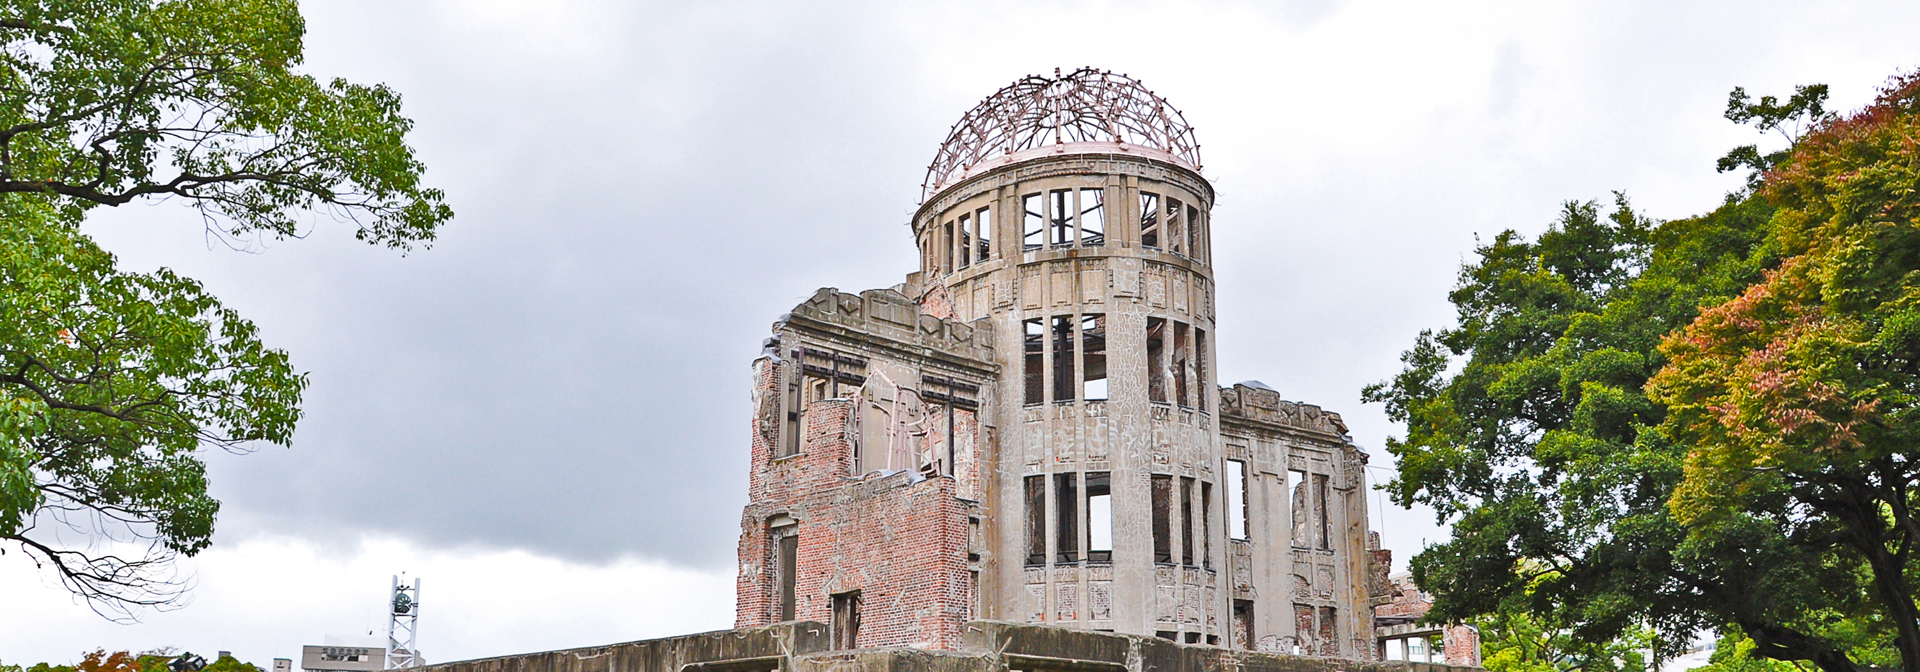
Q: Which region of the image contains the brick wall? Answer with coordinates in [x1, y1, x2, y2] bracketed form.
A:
[736, 353, 976, 650]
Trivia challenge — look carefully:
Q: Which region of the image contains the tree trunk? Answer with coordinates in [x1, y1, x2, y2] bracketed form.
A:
[1744, 621, 1861, 672]
[1857, 540, 1920, 672]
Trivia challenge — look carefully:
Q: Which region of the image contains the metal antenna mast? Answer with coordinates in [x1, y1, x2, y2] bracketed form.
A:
[386, 574, 422, 669]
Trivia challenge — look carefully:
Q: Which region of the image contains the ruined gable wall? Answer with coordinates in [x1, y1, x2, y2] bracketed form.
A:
[736, 287, 997, 649]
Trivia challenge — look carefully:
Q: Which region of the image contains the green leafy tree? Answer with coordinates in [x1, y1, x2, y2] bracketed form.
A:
[1649, 72, 1920, 672]
[1717, 84, 1834, 190]
[1363, 191, 1890, 672]
[1368, 76, 1916, 672]
[1475, 566, 1655, 672]
[0, 0, 448, 617]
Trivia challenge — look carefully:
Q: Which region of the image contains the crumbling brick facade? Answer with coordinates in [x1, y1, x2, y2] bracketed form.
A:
[1373, 572, 1481, 667]
[735, 288, 995, 650]
[733, 69, 1405, 661]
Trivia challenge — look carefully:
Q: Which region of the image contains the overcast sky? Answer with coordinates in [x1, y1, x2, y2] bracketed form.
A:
[6, 0, 1920, 666]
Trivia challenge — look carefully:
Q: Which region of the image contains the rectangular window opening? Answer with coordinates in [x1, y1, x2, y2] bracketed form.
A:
[1086, 472, 1111, 562]
[1025, 475, 1046, 566]
[1056, 472, 1079, 563]
[1317, 606, 1337, 656]
[1166, 198, 1184, 256]
[1024, 319, 1044, 405]
[1180, 477, 1195, 566]
[958, 214, 971, 269]
[1082, 314, 1107, 401]
[1201, 481, 1213, 569]
[1049, 189, 1074, 246]
[1188, 205, 1203, 262]
[1173, 322, 1191, 407]
[1289, 469, 1309, 548]
[1052, 315, 1074, 403]
[1314, 474, 1331, 550]
[776, 533, 798, 621]
[1184, 632, 1201, 644]
[976, 206, 992, 261]
[1139, 192, 1160, 249]
[1228, 460, 1249, 541]
[1023, 193, 1045, 251]
[1079, 188, 1105, 246]
[1151, 474, 1173, 564]
[1232, 600, 1255, 651]
[943, 221, 955, 274]
[782, 354, 802, 458]
[1293, 603, 1314, 656]
[1146, 318, 1167, 403]
[832, 590, 862, 650]
[1195, 328, 1208, 411]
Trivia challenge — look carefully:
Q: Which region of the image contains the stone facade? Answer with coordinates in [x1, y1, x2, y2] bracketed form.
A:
[424, 622, 1480, 672]
[734, 143, 1393, 654]
[415, 68, 1474, 672]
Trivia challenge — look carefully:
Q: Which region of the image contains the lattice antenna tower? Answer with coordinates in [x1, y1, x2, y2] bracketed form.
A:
[386, 574, 422, 669]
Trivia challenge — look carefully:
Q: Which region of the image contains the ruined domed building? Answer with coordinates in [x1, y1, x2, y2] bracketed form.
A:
[734, 68, 1392, 655]
[425, 69, 1464, 672]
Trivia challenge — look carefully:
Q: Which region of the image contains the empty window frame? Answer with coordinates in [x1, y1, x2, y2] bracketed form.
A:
[1314, 473, 1332, 550]
[1079, 188, 1105, 245]
[1056, 472, 1079, 563]
[1293, 603, 1315, 655]
[958, 213, 972, 269]
[943, 220, 955, 274]
[1194, 328, 1208, 411]
[1025, 475, 1046, 566]
[1151, 474, 1173, 564]
[1049, 189, 1074, 246]
[1180, 477, 1196, 566]
[1146, 318, 1167, 403]
[781, 355, 803, 458]
[1166, 198, 1185, 256]
[975, 206, 992, 261]
[1086, 472, 1112, 562]
[1187, 204, 1204, 262]
[1173, 322, 1191, 407]
[1024, 319, 1044, 405]
[1289, 469, 1309, 548]
[1051, 316, 1074, 403]
[1232, 600, 1255, 651]
[1201, 481, 1214, 569]
[1227, 459, 1249, 541]
[1023, 193, 1045, 251]
[775, 531, 798, 621]
[831, 590, 862, 649]
[1139, 192, 1161, 249]
[1082, 314, 1107, 401]
[1318, 606, 1337, 656]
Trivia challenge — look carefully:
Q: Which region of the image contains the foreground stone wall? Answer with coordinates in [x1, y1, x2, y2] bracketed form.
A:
[424, 623, 1479, 672]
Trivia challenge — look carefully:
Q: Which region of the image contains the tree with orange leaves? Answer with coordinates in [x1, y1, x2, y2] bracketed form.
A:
[1650, 72, 1920, 672]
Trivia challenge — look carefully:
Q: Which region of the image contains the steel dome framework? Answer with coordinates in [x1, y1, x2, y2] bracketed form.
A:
[922, 67, 1201, 200]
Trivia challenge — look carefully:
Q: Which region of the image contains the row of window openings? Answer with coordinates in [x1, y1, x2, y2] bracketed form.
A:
[1020, 460, 1334, 566]
[772, 347, 980, 470]
[1025, 472, 1235, 567]
[769, 532, 862, 648]
[1023, 315, 1206, 409]
[933, 190, 1206, 275]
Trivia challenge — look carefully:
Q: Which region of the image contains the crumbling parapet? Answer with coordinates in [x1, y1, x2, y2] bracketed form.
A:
[422, 622, 1480, 672]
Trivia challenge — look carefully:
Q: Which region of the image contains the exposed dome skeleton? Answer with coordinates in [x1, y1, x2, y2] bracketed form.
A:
[922, 67, 1203, 201]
